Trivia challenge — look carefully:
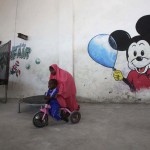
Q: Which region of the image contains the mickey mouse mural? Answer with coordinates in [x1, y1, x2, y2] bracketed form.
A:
[88, 15, 150, 92]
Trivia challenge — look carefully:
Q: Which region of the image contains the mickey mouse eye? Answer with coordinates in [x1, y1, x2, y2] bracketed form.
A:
[141, 50, 144, 56]
[133, 51, 137, 56]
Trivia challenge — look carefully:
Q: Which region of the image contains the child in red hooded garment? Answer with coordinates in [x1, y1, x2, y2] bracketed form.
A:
[49, 64, 79, 112]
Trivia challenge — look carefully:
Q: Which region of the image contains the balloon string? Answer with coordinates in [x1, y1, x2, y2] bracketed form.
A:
[112, 67, 116, 71]
[112, 50, 118, 71]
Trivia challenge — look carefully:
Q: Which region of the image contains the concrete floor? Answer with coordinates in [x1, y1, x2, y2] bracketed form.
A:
[0, 99, 150, 150]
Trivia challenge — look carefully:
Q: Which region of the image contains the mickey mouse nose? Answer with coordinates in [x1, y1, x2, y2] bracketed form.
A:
[136, 56, 143, 61]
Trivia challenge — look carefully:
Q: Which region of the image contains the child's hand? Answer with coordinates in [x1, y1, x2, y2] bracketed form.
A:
[54, 94, 58, 98]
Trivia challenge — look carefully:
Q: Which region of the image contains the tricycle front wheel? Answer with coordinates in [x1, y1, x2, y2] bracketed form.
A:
[33, 112, 48, 128]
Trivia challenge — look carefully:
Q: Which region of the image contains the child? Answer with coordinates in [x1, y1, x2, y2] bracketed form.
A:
[44, 79, 61, 121]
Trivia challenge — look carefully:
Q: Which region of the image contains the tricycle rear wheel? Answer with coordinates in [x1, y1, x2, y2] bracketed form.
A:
[70, 111, 81, 124]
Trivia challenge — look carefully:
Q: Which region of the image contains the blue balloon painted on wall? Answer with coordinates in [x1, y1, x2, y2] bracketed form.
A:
[88, 34, 117, 69]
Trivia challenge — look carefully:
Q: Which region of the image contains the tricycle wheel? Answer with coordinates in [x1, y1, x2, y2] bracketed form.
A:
[70, 111, 81, 124]
[33, 112, 48, 128]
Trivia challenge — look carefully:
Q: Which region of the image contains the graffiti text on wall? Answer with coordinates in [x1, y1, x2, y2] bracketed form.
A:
[10, 43, 31, 60]
[10, 60, 21, 77]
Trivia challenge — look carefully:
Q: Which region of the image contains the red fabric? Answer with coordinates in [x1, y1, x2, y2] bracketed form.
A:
[127, 69, 150, 91]
[50, 64, 78, 111]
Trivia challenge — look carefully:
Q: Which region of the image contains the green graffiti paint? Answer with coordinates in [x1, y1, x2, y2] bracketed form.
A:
[35, 58, 41, 64]
[10, 43, 31, 60]
[26, 64, 30, 70]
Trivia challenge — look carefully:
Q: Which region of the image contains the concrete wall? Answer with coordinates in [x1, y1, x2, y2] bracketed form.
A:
[0, 0, 150, 102]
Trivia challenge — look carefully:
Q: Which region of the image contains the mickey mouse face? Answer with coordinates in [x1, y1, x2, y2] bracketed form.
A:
[128, 40, 150, 74]
[109, 15, 150, 74]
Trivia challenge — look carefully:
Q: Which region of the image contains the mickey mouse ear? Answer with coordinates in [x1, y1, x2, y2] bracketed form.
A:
[136, 15, 150, 36]
[109, 30, 131, 51]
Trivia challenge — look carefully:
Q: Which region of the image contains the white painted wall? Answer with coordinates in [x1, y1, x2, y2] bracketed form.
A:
[58, 0, 73, 75]
[0, 0, 150, 102]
